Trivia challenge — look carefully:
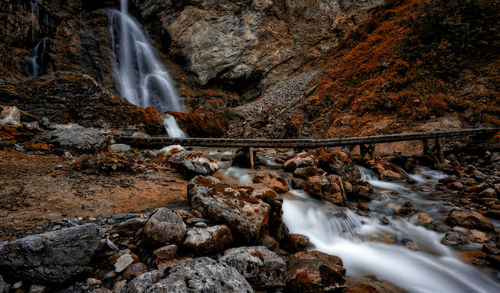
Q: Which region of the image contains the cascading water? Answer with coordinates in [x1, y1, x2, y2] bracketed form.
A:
[213, 156, 500, 292]
[108, 0, 185, 138]
[24, 37, 48, 77]
[282, 169, 500, 293]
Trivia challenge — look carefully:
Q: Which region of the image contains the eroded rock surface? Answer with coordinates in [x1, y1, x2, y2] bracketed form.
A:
[0, 224, 100, 284]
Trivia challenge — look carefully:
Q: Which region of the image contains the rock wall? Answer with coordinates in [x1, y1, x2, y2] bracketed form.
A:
[0, 0, 383, 109]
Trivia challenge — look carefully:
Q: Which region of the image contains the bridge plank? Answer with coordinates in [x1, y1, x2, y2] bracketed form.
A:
[117, 128, 498, 148]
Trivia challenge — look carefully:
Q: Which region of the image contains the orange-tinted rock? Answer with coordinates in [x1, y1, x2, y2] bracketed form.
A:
[168, 110, 228, 138]
[305, 174, 347, 205]
[287, 250, 346, 293]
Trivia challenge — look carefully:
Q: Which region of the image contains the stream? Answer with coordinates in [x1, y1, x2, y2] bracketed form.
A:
[213, 150, 500, 293]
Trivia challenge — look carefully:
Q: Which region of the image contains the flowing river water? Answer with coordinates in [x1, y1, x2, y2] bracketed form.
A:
[213, 150, 500, 293]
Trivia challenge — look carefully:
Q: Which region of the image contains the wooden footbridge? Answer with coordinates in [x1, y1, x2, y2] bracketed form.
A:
[118, 128, 498, 163]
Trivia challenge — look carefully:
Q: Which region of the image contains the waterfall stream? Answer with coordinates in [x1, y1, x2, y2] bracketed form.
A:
[215, 158, 500, 293]
[108, 0, 185, 137]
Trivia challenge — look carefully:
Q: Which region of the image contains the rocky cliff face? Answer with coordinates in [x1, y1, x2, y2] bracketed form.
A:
[0, 0, 382, 113]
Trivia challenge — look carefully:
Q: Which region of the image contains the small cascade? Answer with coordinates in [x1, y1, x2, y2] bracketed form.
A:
[163, 115, 187, 138]
[282, 172, 500, 292]
[108, 0, 183, 114]
[24, 37, 48, 77]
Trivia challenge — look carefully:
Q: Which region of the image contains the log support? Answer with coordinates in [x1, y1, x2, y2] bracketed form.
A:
[249, 147, 254, 169]
[360, 144, 375, 160]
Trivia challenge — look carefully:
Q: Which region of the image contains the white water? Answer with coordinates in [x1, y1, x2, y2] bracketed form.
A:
[163, 115, 187, 138]
[282, 168, 500, 292]
[25, 37, 48, 77]
[109, 0, 185, 137]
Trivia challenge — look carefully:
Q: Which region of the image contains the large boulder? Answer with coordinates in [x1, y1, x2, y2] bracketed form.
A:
[304, 175, 347, 205]
[48, 123, 111, 151]
[318, 150, 360, 180]
[284, 153, 318, 172]
[146, 257, 254, 292]
[251, 168, 289, 193]
[183, 225, 233, 255]
[119, 268, 168, 293]
[188, 176, 270, 243]
[446, 208, 495, 232]
[0, 224, 100, 284]
[143, 208, 187, 245]
[166, 150, 219, 178]
[286, 251, 346, 292]
[220, 246, 287, 289]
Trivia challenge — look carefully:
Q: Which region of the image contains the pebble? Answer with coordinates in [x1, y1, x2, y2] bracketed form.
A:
[112, 280, 127, 293]
[114, 254, 134, 273]
[29, 285, 47, 293]
[86, 278, 102, 286]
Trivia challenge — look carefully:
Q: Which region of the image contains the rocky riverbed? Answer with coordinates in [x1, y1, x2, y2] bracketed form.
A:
[1, 105, 500, 292]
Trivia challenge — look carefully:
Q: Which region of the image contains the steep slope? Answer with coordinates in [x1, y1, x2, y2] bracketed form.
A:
[291, 0, 499, 137]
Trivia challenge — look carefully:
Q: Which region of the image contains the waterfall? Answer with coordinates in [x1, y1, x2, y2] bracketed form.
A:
[24, 37, 48, 77]
[108, 0, 184, 116]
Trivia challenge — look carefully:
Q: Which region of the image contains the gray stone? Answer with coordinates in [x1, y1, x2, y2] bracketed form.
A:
[108, 144, 131, 153]
[143, 208, 186, 245]
[0, 224, 99, 284]
[183, 225, 233, 255]
[119, 268, 167, 293]
[147, 257, 253, 292]
[114, 254, 135, 273]
[48, 124, 111, 151]
[220, 246, 286, 289]
[188, 176, 270, 243]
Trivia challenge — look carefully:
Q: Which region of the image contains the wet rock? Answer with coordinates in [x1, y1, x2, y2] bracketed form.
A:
[182, 225, 233, 255]
[281, 233, 310, 253]
[346, 275, 404, 293]
[239, 183, 287, 241]
[188, 176, 270, 243]
[290, 177, 305, 189]
[365, 160, 407, 181]
[446, 208, 495, 232]
[305, 174, 346, 205]
[147, 257, 253, 292]
[294, 166, 324, 179]
[284, 153, 318, 172]
[287, 250, 346, 292]
[168, 150, 219, 178]
[347, 179, 375, 202]
[91, 289, 112, 293]
[258, 233, 279, 250]
[479, 188, 497, 198]
[220, 246, 287, 289]
[318, 150, 360, 180]
[486, 209, 500, 219]
[143, 208, 187, 245]
[452, 227, 489, 243]
[0, 224, 99, 284]
[114, 254, 135, 273]
[48, 123, 111, 151]
[153, 245, 177, 261]
[441, 232, 470, 246]
[108, 144, 131, 153]
[252, 168, 289, 193]
[412, 212, 434, 227]
[123, 263, 147, 280]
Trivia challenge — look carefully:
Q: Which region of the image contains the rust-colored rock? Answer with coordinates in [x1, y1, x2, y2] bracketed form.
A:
[287, 250, 346, 293]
